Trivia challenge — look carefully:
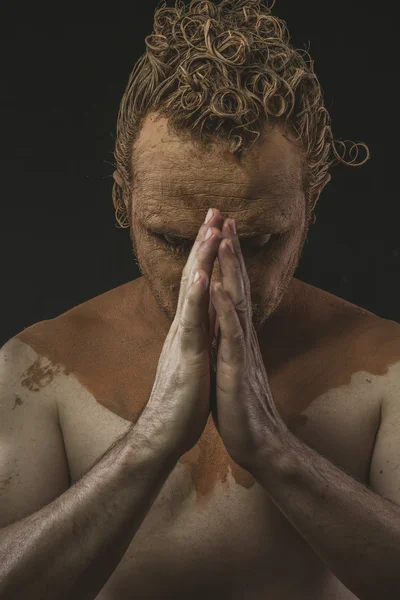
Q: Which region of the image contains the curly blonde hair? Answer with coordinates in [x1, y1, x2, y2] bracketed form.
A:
[112, 0, 369, 229]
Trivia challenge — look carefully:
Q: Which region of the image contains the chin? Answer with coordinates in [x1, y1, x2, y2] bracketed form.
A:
[133, 229, 301, 334]
[249, 287, 285, 331]
[149, 272, 284, 333]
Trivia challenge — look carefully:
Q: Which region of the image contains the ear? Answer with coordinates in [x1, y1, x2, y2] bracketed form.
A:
[113, 170, 131, 214]
[311, 173, 332, 206]
[113, 170, 125, 188]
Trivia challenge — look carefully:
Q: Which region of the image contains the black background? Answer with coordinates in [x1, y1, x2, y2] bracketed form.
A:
[1, 1, 399, 347]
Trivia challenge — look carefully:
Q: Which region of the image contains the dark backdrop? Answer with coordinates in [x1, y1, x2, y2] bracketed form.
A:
[1, 0, 399, 347]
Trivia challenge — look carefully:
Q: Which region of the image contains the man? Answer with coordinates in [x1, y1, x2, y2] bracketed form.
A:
[1, 0, 400, 598]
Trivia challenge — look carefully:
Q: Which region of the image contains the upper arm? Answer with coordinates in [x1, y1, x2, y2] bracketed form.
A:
[0, 337, 70, 529]
[369, 358, 400, 505]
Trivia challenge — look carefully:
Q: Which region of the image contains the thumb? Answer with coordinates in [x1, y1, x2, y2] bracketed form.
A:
[209, 367, 219, 431]
[208, 294, 217, 342]
[214, 315, 220, 340]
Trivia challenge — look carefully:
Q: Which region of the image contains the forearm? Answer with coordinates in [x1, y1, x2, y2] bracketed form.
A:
[253, 431, 400, 600]
[0, 421, 178, 600]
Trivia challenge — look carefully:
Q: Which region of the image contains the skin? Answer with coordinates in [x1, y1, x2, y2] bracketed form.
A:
[114, 111, 330, 339]
[10, 109, 399, 598]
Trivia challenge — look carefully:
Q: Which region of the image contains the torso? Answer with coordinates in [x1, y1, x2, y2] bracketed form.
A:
[15, 276, 398, 599]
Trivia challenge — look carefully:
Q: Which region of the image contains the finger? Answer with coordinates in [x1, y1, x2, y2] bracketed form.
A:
[208, 293, 217, 341]
[176, 210, 224, 318]
[223, 219, 252, 302]
[178, 210, 225, 356]
[211, 283, 246, 366]
[179, 269, 210, 356]
[177, 225, 222, 333]
[214, 314, 220, 340]
[217, 220, 250, 339]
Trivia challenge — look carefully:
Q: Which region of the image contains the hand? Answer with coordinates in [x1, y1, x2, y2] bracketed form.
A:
[139, 209, 224, 460]
[209, 217, 289, 473]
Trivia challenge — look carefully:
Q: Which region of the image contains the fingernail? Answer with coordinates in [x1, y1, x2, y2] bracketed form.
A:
[205, 227, 213, 241]
[229, 219, 236, 234]
[227, 239, 235, 254]
[205, 208, 214, 224]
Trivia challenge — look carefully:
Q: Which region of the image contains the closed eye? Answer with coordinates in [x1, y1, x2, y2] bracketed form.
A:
[161, 233, 273, 252]
[163, 234, 193, 247]
[161, 234, 193, 253]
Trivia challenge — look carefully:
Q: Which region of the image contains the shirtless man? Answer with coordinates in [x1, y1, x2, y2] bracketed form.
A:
[1, 1, 400, 599]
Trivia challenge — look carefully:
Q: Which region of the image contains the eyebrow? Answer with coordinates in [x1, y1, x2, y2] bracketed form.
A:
[149, 224, 276, 240]
[141, 177, 298, 239]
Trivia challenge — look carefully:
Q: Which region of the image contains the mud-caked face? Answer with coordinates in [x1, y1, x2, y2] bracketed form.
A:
[116, 112, 316, 332]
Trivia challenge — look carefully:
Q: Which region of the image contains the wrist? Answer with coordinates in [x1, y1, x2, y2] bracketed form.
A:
[123, 417, 181, 474]
[251, 427, 299, 483]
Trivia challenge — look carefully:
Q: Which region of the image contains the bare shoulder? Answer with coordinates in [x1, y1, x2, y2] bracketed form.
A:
[0, 335, 70, 527]
[290, 278, 397, 336]
[311, 281, 400, 374]
[270, 279, 400, 421]
[366, 319, 400, 502]
[308, 283, 400, 415]
[367, 317, 400, 399]
[9, 279, 151, 427]
[268, 278, 399, 360]
[0, 335, 60, 412]
[12, 279, 141, 376]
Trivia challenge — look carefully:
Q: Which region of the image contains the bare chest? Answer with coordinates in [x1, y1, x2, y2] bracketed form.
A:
[56, 353, 379, 599]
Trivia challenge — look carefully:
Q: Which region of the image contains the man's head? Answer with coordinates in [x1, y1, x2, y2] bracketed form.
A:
[114, 112, 326, 330]
[112, 0, 369, 329]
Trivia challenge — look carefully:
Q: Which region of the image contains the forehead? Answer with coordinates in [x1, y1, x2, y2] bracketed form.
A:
[133, 113, 304, 233]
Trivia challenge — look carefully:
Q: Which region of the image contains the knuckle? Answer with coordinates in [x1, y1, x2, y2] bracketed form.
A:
[236, 297, 248, 314]
[224, 302, 238, 316]
[201, 228, 221, 248]
[232, 329, 245, 344]
[179, 317, 202, 335]
[223, 307, 234, 320]
[185, 287, 199, 305]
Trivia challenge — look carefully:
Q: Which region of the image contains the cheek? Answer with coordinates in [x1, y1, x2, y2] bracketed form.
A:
[268, 229, 300, 258]
[136, 230, 299, 296]
[137, 234, 189, 281]
[244, 231, 298, 281]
